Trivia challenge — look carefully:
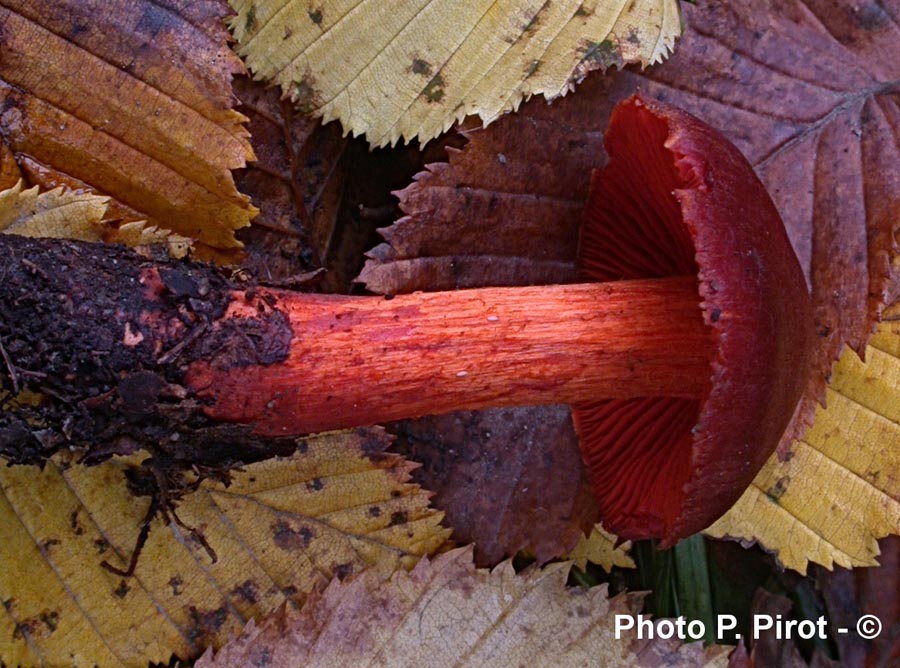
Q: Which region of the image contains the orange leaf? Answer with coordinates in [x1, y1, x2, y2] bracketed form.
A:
[0, 0, 256, 249]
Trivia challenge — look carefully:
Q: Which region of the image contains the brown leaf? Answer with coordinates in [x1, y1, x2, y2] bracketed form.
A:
[0, 0, 256, 250]
[197, 547, 732, 668]
[819, 536, 900, 667]
[233, 75, 444, 292]
[391, 406, 599, 567]
[232, 75, 350, 281]
[0, 142, 21, 191]
[748, 590, 839, 668]
[359, 0, 900, 566]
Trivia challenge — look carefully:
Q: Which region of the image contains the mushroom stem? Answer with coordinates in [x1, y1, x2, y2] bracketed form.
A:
[185, 275, 711, 435]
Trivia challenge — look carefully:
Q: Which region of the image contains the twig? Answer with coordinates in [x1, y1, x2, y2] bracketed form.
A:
[157, 322, 208, 365]
[101, 495, 160, 578]
[0, 335, 20, 394]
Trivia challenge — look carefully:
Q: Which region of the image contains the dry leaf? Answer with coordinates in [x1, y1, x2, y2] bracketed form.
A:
[707, 316, 900, 573]
[820, 536, 900, 667]
[747, 590, 839, 668]
[0, 181, 193, 257]
[0, 180, 108, 240]
[570, 524, 635, 572]
[359, 0, 900, 571]
[0, 428, 449, 667]
[0, 142, 22, 191]
[233, 75, 350, 280]
[0, 0, 256, 250]
[228, 0, 682, 147]
[391, 406, 598, 567]
[197, 547, 731, 668]
[109, 221, 193, 259]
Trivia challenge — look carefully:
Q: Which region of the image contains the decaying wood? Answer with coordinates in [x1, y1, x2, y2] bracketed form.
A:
[0, 234, 297, 467]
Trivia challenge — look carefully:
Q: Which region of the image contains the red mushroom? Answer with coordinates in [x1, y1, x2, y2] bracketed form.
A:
[0, 96, 812, 545]
[183, 96, 812, 544]
[571, 96, 812, 544]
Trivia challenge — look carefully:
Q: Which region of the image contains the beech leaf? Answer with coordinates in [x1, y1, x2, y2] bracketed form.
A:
[0, 0, 256, 250]
[196, 547, 731, 668]
[228, 0, 682, 147]
[0, 428, 449, 667]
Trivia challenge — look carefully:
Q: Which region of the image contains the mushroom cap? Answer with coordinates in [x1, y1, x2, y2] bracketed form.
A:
[573, 95, 813, 546]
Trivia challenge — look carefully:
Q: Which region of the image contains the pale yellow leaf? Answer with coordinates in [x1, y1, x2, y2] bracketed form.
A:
[706, 318, 900, 574]
[570, 523, 635, 572]
[0, 180, 108, 241]
[0, 181, 194, 258]
[229, 0, 682, 147]
[0, 428, 449, 667]
[108, 221, 193, 259]
[197, 547, 731, 668]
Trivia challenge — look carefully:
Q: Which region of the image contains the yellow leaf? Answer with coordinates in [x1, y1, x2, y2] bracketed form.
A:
[0, 429, 450, 667]
[706, 317, 900, 574]
[0, 1, 256, 249]
[570, 524, 635, 572]
[108, 221, 193, 259]
[229, 0, 682, 147]
[197, 547, 730, 668]
[0, 181, 194, 258]
[0, 180, 108, 241]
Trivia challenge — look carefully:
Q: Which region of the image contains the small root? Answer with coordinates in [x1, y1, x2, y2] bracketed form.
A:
[100, 455, 220, 577]
[101, 495, 159, 578]
[0, 334, 20, 394]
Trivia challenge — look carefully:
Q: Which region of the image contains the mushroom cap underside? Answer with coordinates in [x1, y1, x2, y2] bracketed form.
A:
[573, 95, 813, 546]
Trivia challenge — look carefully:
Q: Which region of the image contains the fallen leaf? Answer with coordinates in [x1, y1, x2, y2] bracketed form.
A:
[196, 547, 731, 668]
[390, 406, 598, 566]
[0, 428, 449, 667]
[0, 0, 256, 250]
[233, 74, 446, 292]
[233, 75, 350, 281]
[0, 142, 22, 191]
[819, 536, 900, 668]
[707, 315, 900, 574]
[109, 221, 193, 260]
[0, 180, 108, 241]
[569, 524, 635, 572]
[746, 590, 839, 668]
[0, 181, 193, 257]
[359, 0, 900, 571]
[228, 0, 682, 147]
